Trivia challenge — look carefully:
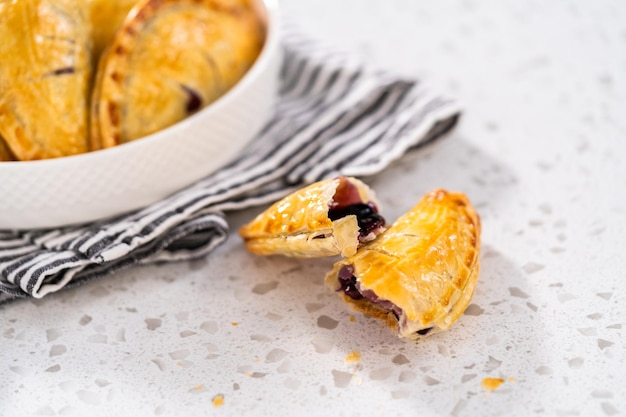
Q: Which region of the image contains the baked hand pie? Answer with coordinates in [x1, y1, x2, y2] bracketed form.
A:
[325, 189, 481, 340]
[0, 0, 91, 160]
[91, 0, 265, 149]
[239, 177, 387, 258]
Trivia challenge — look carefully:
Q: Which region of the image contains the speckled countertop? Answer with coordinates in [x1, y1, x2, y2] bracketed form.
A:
[2, 1, 625, 416]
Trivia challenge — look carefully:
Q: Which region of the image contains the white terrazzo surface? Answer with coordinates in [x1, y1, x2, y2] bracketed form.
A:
[2, 1, 626, 416]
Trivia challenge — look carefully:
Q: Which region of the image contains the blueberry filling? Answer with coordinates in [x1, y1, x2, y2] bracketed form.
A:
[44, 67, 75, 77]
[181, 84, 202, 113]
[337, 262, 435, 336]
[337, 265, 362, 300]
[328, 203, 385, 241]
[337, 264, 402, 320]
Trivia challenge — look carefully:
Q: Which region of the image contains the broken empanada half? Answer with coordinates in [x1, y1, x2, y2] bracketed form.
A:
[0, 0, 92, 160]
[239, 177, 387, 258]
[91, 0, 265, 149]
[325, 189, 481, 340]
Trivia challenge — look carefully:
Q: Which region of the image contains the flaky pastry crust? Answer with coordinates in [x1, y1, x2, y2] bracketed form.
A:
[87, 0, 138, 61]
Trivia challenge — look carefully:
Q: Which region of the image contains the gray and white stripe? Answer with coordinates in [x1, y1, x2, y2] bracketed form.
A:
[0, 35, 461, 303]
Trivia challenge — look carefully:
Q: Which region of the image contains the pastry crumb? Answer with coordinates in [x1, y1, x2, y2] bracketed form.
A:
[349, 315, 356, 323]
[345, 351, 361, 364]
[231, 322, 239, 327]
[212, 394, 224, 407]
[481, 377, 505, 391]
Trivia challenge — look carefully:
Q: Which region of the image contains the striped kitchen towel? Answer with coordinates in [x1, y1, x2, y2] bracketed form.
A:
[0, 31, 461, 303]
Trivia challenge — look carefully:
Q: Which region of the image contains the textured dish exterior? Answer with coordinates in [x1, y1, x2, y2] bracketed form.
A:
[0, 0, 280, 230]
[325, 189, 481, 340]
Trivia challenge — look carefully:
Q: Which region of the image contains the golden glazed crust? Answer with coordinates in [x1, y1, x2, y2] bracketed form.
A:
[87, 0, 138, 61]
[325, 189, 481, 340]
[0, 0, 91, 160]
[239, 177, 385, 258]
[91, 0, 265, 148]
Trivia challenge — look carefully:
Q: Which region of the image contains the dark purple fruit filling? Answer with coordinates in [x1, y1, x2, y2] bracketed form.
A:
[337, 265, 362, 300]
[181, 84, 202, 113]
[337, 264, 403, 320]
[45, 67, 75, 77]
[416, 327, 432, 336]
[328, 202, 385, 240]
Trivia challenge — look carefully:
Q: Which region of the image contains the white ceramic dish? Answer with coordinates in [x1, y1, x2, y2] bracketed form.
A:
[0, 0, 280, 230]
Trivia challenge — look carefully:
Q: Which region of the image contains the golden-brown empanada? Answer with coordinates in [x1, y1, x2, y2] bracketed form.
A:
[0, 0, 91, 160]
[325, 189, 481, 340]
[91, 0, 265, 149]
[0, 136, 16, 162]
[239, 177, 387, 258]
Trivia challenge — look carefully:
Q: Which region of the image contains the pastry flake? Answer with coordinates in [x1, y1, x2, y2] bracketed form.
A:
[239, 177, 387, 258]
[91, 0, 265, 148]
[325, 189, 481, 340]
[0, 0, 92, 160]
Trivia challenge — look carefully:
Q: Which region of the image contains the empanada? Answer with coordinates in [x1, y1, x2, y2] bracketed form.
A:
[239, 177, 387, 258]
[325, 189, 481, 340]
[0, 0, 91, 160]
[91, 0, 265, 148]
